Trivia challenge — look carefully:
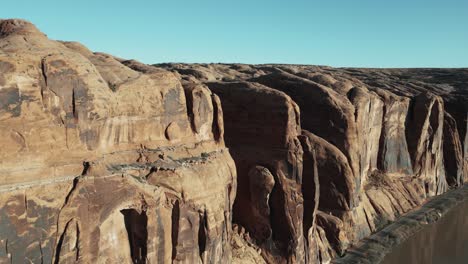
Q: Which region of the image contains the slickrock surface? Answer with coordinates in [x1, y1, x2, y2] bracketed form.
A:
[0, 19, 467, 264]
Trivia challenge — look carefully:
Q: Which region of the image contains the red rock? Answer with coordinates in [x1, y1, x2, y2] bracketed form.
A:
[1, 20, 467, 264]
[0, 19, 235, 263]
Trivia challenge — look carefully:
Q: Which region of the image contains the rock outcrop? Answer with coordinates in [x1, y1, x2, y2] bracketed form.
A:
[206, 82, 305, 263]
[160, 63, 467, 263]
[0, 19, 236, 264]
[1, 19, 467, 264]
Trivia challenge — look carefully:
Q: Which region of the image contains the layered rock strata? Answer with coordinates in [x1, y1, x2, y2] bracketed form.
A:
[0, 19, 235, 264]
[162, 64, 467, 263]
[1, 19, 467, 264]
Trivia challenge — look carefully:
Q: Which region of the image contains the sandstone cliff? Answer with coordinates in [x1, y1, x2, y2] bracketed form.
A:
[159, 64, 467, 263]
[0, 19, 467, 264]
[0, 19, 235, 264]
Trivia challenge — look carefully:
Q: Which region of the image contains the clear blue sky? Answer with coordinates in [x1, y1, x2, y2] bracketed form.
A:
[2, 0, 468, 67]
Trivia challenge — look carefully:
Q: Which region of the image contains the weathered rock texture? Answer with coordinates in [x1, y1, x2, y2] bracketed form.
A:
[159, 63, 467, 263]
[1, 19, 467, 264]
[0, 19, 236, 264]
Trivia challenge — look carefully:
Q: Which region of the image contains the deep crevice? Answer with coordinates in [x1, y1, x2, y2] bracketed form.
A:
[40, 58, 48, 86]
[211, 94, 222, 142]
[63, 177, 80, 208]
[54, 220, 72, 264]
[121, 209, 148, 264]
[72, 89, 77, 120]
[198, 211, 207, 259]
[81, 161, 90, 176]
[183, 87, 197, 134]
[171, 200, 180, 261]
[302, 150, 316, 239]
[24, 193, 28, 212]
[75, 222, 80, 261]
[404, 97, 417, 166]
[377, 103, 387, 171]
[40, 58, 48, 106]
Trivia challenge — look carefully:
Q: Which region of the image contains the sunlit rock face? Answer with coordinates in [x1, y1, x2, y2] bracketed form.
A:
[1, 19, 467, 264]
[0, 19, 236, 264]
[162, 63, 467, 263]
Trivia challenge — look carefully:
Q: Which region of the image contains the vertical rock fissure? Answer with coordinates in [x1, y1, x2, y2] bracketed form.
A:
[198, 211, 207, 259]
[377, 102, 387, 171]
[54, 219, 72, 264]
[171, 201, 180, 261]
[405, 97, 416, 167]
[121, 209, 148, 264]
[267, 176, 278, 242]
[183, 88, 197, 134]
[24, 193, 28, 212]
[75, 222, 80, 261]
[62, 177, 80, 209]
[211, 94, 222, 142]
[40, 57, 48, 86]
[267, 170, 292, 256]
[39, 57, 48, 106]
[301, 150, 316, 240]
[71, 88, 77, 120]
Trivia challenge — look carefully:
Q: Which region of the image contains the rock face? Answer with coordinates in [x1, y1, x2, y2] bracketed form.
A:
[1, 19, 467, 264]
[206, 82, 305, 263]
[160, 64, 467, 263]
[0, 19, 235, 264]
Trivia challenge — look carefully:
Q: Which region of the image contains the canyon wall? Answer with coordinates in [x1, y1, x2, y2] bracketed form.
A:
[0, 19, 467, 263]
[162, 64, 467, 263]
[0, 19, 235, 264]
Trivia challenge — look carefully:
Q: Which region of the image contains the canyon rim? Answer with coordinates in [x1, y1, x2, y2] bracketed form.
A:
[0, 19, 467, 264]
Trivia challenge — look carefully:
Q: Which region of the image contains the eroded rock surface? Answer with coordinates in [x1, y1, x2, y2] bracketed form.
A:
[160, 63, 467, 263]
[1, 19, 467, 264]
[0, 19, 236, 264]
